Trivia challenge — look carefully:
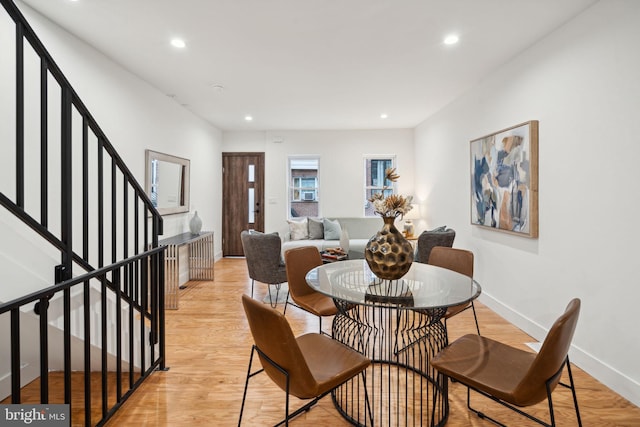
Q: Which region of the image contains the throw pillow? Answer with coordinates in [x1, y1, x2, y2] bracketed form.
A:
[288, 218, 308, 240]
[323, 218, 342, 240]
[308, 217, 324, 239]
[430, 225, 447, 232]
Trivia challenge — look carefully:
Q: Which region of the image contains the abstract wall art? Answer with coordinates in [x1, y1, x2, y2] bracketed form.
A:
[470, 121, 538, 238]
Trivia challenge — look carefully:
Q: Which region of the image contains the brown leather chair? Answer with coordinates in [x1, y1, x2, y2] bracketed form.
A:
[240, 230, 288, 307]
[283, 246, 338, 335]
[239, 294, 372, 426]
[428, 246, 480, 335]
[431, 298, 582, 427]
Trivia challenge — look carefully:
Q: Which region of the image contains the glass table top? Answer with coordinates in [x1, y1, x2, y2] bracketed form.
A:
[305, 259, 481, 310]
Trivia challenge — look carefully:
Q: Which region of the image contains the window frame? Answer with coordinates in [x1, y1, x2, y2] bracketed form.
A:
[288, 156, 320, 219]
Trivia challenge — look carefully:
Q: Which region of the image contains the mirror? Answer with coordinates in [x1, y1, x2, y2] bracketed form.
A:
[145, 149, 190, 215]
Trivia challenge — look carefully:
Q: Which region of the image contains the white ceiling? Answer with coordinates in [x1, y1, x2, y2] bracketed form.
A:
[19, 0, 598, 131]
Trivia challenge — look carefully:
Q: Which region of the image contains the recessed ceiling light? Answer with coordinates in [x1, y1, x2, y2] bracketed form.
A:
[170, 38, 186, 48]
[444, 34, 459, 45]
[380, 113, 388, 119]
[245, 115, 253, 121]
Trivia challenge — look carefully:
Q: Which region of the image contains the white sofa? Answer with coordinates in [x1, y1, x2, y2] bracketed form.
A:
[280, 217, 381, 259]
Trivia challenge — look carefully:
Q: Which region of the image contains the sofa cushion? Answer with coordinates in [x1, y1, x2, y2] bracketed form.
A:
[323, 218, 342, 240]
[288, 218, 308, 240]
[308, 217, 324, 239]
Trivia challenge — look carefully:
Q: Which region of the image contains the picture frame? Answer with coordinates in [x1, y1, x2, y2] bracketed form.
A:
[470, 120, 538, 238]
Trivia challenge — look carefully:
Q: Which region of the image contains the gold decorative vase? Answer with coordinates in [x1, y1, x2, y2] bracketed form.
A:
[365, 216, 414, 280]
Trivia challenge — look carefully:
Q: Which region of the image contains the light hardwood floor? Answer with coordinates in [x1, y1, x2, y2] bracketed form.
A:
[103, 257, 639, 426]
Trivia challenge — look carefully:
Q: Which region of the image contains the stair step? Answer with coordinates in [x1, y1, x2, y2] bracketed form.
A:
[1, 371, 143, 426]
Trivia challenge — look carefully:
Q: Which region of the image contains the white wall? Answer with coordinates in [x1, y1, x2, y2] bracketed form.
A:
[222, 129, 415, 233]
[414, 0, 640, 405]
[6, 2, 223, 256]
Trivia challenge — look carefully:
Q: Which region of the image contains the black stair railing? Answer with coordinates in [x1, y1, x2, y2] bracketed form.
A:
[1, 248, 166, 426]
[1, 0, 167, 425]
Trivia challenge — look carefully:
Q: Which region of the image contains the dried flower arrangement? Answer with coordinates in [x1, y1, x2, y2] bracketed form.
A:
[368, 168, 413, 218]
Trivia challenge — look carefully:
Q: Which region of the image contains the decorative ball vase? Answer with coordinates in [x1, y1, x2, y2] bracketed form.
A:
[365, 216, 414, 280]
[189, 211, 202, 235]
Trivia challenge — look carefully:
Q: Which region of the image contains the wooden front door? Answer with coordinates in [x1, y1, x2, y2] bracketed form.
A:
[222, 152, 265, 256]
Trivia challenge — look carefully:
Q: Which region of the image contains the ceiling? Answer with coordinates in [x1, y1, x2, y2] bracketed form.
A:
[19, 0, 598, 131]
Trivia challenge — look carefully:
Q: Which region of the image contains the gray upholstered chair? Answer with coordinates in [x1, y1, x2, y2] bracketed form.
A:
[240, 230, 288, 307]
[415, 227, 456, 263]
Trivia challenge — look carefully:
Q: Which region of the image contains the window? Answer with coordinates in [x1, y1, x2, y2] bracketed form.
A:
[292, 177, 318, 201]
[289, 157, 319, 218]
[364, 156, 396, 217]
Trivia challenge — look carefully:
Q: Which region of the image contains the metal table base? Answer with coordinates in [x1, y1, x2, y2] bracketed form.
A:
[331, 300, 448, 427]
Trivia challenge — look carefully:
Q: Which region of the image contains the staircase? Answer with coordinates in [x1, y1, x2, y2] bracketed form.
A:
[0, 1, 166, 425]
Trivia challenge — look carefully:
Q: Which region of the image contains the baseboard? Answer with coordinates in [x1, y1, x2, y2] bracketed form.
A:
[479, 293, 640, 408]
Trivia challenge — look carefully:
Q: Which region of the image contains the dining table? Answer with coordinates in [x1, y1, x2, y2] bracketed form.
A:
[305, 259, 481, 427]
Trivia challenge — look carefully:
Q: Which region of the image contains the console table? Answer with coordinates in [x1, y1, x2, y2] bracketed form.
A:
[159, 231, 214, 309]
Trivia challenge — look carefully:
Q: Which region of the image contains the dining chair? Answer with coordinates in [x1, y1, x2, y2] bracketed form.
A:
[239, 294, 372, 426]
[414, 227, 456, 264]
[395, 246, 477, 356]
[431, 298, 582, 427]
[240, 230, 288, 307]
[428, 246, 480, 335]
[283, 246, 338, 335]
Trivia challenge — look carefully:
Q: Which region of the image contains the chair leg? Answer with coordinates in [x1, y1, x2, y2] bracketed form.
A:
[283, 290, 291, 314]
[239, 346, 263, 427]
[248, 345, 323, 427]
[465, 376, 573, 427]
[471, 301, 481, 335]
[465, 386, 510, 427]
[284, 372, 290, 427]
[268, 284, 275, 308]
[251, 278, 255, 298]
[267, 284, 281, 308]
[317, 317, 332, 337]
[561, 357, 583, 427]
[546, 378, 557, 427]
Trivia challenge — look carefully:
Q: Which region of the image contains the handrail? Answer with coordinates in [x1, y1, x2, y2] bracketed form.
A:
[0, 247, 165, 314]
